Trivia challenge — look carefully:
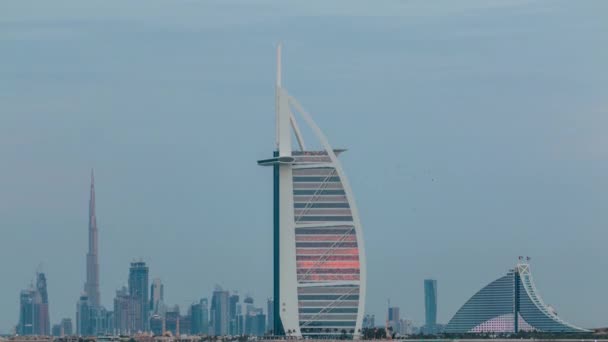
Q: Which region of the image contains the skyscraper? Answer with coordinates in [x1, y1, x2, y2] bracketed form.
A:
[16, 271, 51, 336]
[113, 286, 136, 335]
[18, 288, 35, 335]
[52, 324, 61, 337]
[210, 287, 229, 336]
[149, 314, 164, 336]
[424, 279, 437, 333]
[61, 318, 73, 336]
[257, 45, 366, 339]
[200, 298, 209, 335]
[150, 278, 164, 315]
[165, 306, 180, 336]
[128, 261, 149, 332]
[76, 295, 92, 336]
[228, 293, 239, 334]
[84, 170, 101, 308]
[191, 301, 204, 335]
[387, 306, 400, 333]
[35, 272, 50, 336]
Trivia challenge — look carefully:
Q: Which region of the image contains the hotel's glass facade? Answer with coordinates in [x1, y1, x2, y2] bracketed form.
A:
[445, 262, 588, 334]
[292, 152, 361, 337]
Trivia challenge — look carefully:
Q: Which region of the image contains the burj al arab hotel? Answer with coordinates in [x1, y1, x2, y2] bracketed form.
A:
[258, 45, 366, 339]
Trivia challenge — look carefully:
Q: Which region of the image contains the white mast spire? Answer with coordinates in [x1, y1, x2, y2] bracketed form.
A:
[277, 42, 282, 87]
[275, 43, 283, 149]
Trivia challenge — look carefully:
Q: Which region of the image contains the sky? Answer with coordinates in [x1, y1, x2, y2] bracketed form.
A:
[1, 0, 607, 334]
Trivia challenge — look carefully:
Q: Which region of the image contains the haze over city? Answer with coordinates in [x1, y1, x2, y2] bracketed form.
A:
[1, 0, 607, 336]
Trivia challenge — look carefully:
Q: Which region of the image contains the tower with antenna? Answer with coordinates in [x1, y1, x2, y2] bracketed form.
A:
[84, 169, 101, 308]
[258, 44, 367, 339]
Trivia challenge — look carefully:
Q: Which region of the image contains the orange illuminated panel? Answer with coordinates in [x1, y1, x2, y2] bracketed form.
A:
[297, 248, 359, 255]
[297, 261, 360, 269]
[303, 274, 360, 281]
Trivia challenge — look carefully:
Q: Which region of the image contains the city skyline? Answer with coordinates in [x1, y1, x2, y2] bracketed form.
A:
[2, 0, 607, 334]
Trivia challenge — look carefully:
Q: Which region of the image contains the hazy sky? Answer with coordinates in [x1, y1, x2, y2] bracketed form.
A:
[1, 0, 607, 333]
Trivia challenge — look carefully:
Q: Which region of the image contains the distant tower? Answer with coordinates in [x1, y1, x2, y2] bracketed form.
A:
[18, 288, 35, 335]
[210, 287, 229, 336]
[129, 261, 149, 331]
[61, 318, 73, 336]
[36, 272, 51, 335]
[150, 278, 164, 314]
[200, 298, 209, 335]
[84, 169, 101, 308]
[76, 294, 92, 336]
[387, 306, 400, 333]
[424, 279, 437, 333]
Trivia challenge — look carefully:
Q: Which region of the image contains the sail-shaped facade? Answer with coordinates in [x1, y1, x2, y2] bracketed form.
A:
[258, 45, 366, 339]
[445, 260, 589, 334]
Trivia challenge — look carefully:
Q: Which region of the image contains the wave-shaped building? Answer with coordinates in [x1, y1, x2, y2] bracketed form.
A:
[445, 259, 589, 334]
[258, 45, 366, 339]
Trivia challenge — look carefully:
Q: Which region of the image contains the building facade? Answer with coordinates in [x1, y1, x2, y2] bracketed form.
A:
[445, 260, 589, 333]
[424, 279, 437, 333]
[76, 295, 92, 336]
[18, 289, 35, 335]
[210, 288, 229, 336]
[60, 318, 73, 336]
[17, 272, 51, 336]
[189, 298, 210, 335]
[150, 278, 164, 315]
[129, 261, 149, 332]
[114, 286, 138, 335]
[387, 307, 400, 334]
[35, 273, 50, 336]
[257, 45, 366, 339]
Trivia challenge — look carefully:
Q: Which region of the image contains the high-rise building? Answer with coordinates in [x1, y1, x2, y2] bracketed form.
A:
[18, 288, 35, 335]
[150, 314, 164, 336]
[387, 306, 400, 333]
[128, 261, 149, 332]
[244, 309, 266, 337]
[165, 307, 180, 336]
[88, 306, 112, 335]
[17, 272, 52, 336]
[190, 299, 209, 335]
[180, 314, 191, 336]
[228, 293, 239, 335]
[200, 298, 209, 335]
[35, 272, 50, 336]
[190, 302, 202, 335]
[114, 286, 137, 335]
[424, 279, 437, 333]
[210, 287, 229, 336]
[60, 318, 73, 336]
[76, 295, 92, 336]
[84, 170, 101, 308]
[445, 258, 590, 333]
[257, 45, 366, 339]
[150, 278, 164, 315]
[52, 324, 61, 337]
